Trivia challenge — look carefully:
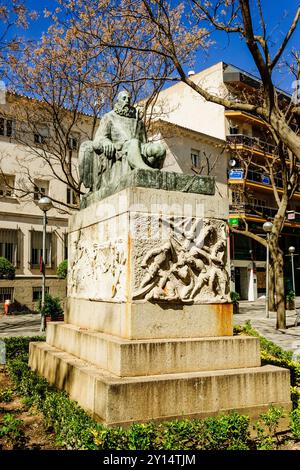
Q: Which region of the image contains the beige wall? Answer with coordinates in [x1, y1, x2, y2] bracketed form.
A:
[152, 63, 226, 141]
[0, 278, 66, 312]
[160, 130, 228, 199]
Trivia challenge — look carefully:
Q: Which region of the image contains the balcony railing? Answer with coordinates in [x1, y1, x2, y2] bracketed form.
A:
[230, 203, 278, 219]
[226, 134, 276, 155]
[228, 168, 283, 189]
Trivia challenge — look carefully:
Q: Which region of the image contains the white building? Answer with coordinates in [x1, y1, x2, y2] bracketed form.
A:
[0, 91, 91, 311]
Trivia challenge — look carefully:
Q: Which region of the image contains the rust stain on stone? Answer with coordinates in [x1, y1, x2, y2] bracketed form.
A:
[211, 303, 233, 336]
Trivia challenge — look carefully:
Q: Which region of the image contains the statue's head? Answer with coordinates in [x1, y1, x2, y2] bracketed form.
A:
[114, 90, 136, 118]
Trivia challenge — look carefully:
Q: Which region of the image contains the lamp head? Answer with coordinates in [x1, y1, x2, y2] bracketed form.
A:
[263, 221, 273, 233]
[38, 196, 53, 212]
[289, 246, 296, 254]
[228, 159, 236, 168]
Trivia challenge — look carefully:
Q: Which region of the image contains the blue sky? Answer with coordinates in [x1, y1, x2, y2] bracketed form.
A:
[6, 0, 300, 93]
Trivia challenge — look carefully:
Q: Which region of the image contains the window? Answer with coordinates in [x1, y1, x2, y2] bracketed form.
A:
[229, 125, 239, 135]
[34, 133, 47, 145]
[64, 232, 68, 260]
[33, 126, 48, 145]
[33, 179, 49, 201]
[0, 229, 19, 266]
[68, 135, 79, 150]
[0, 174, 15, 197]
[30, 231, 52, 267]
[191, 149, 201, 168]
[0, 287, 14, 302]
[32, 286, 49, 301]
[66, 187, 77, 205]
[0, 117, 14, 137]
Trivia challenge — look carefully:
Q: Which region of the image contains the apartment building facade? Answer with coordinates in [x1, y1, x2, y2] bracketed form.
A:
[150, 62, 299, 300]
[0, 91, 91, 311]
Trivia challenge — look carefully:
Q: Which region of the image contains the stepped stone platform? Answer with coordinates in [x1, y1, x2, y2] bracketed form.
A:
[29, 184, 292, 426]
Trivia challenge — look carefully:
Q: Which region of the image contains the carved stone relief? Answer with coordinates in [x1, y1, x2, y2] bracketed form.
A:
[133, 217, 229, 303]
[68, 228, 126, 301]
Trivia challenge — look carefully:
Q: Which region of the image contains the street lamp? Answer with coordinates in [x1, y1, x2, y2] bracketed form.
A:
[263, 221, 273, 318]
[288, 246, 296, 293]
[38, 196, 53, 332]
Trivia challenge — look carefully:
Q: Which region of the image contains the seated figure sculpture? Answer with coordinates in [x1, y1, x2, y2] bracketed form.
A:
[79, 90, 166, 194]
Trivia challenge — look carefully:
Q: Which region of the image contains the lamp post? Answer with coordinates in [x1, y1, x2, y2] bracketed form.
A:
[263, 221, 273, 318]
[288, 246, 296, 293]
[38, 196, 53, 332]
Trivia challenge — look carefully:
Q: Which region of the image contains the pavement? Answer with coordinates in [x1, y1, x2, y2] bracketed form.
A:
[1, 299, 300, 357]
[0, 313, 44, 338]
[234, 297, 300, 358]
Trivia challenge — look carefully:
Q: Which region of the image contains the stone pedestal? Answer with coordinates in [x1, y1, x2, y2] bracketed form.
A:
[29, 178, 291, 426]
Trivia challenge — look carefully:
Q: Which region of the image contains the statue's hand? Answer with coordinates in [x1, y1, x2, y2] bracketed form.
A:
[102, 140, 115, 159]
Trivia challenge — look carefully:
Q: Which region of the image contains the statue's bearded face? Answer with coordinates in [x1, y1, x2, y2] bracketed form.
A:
[114, 92, 136, 118]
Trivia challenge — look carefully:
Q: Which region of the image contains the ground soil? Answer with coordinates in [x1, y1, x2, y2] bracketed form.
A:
[0, 365, 59, 450]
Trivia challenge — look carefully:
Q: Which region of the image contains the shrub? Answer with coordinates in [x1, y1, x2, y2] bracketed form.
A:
[253, 406, 285, 450]
[38, 293, 64, 320]
[56, 259, 68, 279]
[0, 413, 28, 449]
[0, 388, 13, 403]
[230, 291, 240, 304]
[234, 321, 300, 387]
[3, 336, 45, 362]
[290, 409, 300, 440]
[286, 290, 296, 302]
[291, 387, 300, 409]
[0, 257, 15, 280]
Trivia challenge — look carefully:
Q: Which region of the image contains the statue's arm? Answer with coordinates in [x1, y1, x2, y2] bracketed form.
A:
[141, 245, 162, 266]
[93, 114, 112, 151]
[139, 119, 147, 144]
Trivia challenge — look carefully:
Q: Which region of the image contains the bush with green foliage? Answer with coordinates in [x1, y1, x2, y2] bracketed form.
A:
[286, 290, 296, 302]
[3, 336, 45, 362]
[234, 321, 300, 387]
[230, 291, 240, 304]
[253, 406, 285, 450]
[38, 293, 64, 320]
[0, 257, 15, 279]
[56, 259, 68, 279]
[0, 413, 28, 449]
[290, 409, 300, 440]
[0, 388, 13, 403]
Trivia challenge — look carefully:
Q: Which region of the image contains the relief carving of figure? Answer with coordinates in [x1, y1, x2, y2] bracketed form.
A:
[79, 91, 166, 194]
[133, 219, 230, 303]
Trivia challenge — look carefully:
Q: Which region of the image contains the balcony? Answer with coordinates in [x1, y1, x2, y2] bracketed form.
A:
[230, 203, 278, 220]
[228, 168, 285, 192]
[226, 134, 276, 156]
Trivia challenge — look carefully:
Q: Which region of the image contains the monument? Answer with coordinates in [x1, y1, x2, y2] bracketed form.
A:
[29, 91, 291, 426]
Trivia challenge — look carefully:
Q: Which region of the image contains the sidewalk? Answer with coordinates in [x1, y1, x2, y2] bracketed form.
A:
[235, 297, 300, 357]
[0, 313, 44, 338]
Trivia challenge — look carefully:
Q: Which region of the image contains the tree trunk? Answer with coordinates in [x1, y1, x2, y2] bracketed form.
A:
[268, 260, 276, 311]
[273, 251, 286, 329]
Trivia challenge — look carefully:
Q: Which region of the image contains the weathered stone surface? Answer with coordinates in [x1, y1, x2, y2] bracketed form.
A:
[69, 188, 230, 305]
[81, 169, 215, 208]
[28, 184, 292, 427]
[29, 342, 291, 427]
[46, 322, 261, 376]
[65, 299, 233, 339]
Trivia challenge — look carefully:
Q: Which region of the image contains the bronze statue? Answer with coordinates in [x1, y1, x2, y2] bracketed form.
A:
[79, 90, 166, 193]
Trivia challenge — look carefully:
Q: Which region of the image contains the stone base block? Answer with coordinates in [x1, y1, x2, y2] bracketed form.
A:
[29, 342, 291, 427]
[46, 323, 260, 377]
[66, 298, 233, 339]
